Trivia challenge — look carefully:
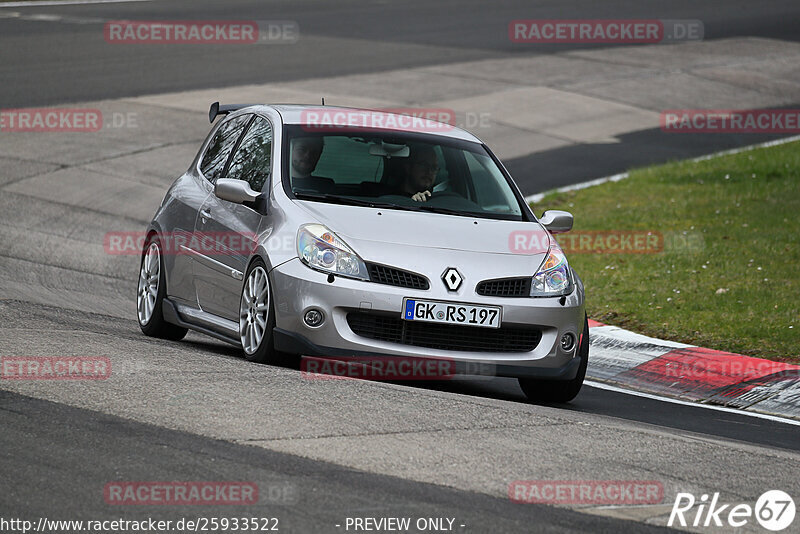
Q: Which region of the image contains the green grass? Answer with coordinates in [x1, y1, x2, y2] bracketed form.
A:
[535, 141, 800, 363]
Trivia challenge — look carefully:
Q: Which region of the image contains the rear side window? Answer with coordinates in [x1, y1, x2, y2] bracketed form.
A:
[226, 116, 273, 192]
[200, 114, 250, 182]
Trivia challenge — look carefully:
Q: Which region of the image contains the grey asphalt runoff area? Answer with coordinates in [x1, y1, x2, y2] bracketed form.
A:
[1, 1, 800, 532]
[2, 388, 677, 534]
[2, 0, 800, 190]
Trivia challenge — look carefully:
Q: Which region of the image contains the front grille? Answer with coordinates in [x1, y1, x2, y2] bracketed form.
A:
[367, 262, 429, 290]
[476, 277, 531, 297]
[346, 312, 541, 353]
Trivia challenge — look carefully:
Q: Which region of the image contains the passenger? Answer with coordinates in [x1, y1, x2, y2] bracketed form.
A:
[290, 136, 334, 192]
[291, 136, 324, 179]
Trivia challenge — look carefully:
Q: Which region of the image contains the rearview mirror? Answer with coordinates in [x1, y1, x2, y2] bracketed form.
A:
[369, 141, 409, 158]
[215, 179, 259, 204]
[539, 210, 573, 234]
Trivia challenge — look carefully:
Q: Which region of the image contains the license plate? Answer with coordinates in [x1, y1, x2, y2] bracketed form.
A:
[402, 298, 502, 329]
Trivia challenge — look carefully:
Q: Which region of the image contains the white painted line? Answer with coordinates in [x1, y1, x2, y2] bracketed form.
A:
[526, 172, 628, 204]
[585, 380, 800, 427]
[0, 0, 150, 7]
[691, 134, 800, 162]
[525, 134, 800, 204]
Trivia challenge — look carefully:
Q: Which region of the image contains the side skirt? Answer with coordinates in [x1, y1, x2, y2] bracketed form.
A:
[162, 298, 241, 347]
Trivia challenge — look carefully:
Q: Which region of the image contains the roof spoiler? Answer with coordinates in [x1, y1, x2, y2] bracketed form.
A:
[208, 102, 258, 123]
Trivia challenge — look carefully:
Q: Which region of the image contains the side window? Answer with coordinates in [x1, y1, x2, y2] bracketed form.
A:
[200, 114, 251, 182]
[465, 150, 499, 204]
[431, 145, 448, 187]
[464, 151, 520, 214]
[226, 117, 273, 192]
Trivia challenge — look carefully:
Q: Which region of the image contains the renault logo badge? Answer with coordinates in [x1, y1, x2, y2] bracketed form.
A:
[442, 268, 463, 291]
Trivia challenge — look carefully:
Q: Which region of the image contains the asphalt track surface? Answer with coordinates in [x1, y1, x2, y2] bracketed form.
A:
[2, 0, 800, 189]
[3, 0, 800, 107]
[1, 1, 800, 533]
[2, 389, 676, 534]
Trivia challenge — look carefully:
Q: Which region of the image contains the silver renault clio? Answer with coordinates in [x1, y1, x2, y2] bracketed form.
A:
[137, 103, 588, 402]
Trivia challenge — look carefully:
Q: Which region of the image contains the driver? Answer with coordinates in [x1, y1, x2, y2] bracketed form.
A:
[396, 144, 439, 202]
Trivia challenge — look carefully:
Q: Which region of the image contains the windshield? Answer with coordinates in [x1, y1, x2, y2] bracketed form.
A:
[282, 125, 526, 220]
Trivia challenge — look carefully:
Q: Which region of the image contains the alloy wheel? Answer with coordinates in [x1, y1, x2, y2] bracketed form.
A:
[240, 266, 270, 354]
[137, 242, 160, 325]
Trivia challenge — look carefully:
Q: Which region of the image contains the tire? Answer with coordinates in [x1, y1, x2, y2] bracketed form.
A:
[137, 236, 188, 341]
[519, 314, 589, 403]
[238, 258, 278, 363]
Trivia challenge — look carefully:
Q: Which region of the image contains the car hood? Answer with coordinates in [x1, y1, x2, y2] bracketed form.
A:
[294, 201, 551, 255]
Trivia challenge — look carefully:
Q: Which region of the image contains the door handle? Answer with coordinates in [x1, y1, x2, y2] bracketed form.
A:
[200, 208, 211, 221]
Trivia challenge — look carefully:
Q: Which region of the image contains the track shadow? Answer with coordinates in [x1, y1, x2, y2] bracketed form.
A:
[505, 123, 797, 195]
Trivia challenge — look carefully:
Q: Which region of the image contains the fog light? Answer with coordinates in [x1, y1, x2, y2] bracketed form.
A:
[560, 333, 576, 352]
[304, 309, 324, 327]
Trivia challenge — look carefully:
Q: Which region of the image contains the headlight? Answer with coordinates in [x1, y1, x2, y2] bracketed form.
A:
[530, 243, 573, 297]
[297, 224, 369, 280]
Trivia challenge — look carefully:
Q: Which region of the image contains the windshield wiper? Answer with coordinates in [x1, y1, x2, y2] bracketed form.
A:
[413, 205, 480, 217]
[292, 192, 419, 211]
[416, 205, 522, 220]
[293, 192, 506, 218]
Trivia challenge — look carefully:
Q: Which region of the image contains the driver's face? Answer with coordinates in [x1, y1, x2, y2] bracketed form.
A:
[408, 151, 438, 192]
[292, 138, 323, 175]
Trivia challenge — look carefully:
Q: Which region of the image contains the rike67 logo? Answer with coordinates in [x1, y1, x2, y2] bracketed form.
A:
[669, 490, 795, 531]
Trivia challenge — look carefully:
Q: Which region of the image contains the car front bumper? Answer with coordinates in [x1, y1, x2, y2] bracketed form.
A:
[270, 258, 586, 379]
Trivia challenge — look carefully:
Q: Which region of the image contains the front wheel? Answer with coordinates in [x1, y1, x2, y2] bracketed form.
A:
[137, 237, 188, 341]
[239, 259, 278, 363]
[519, 314, 589, 403]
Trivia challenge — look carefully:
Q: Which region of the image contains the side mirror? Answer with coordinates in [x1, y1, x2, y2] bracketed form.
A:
[539, 210, 573, 234]
[215, 178, 259, 204]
